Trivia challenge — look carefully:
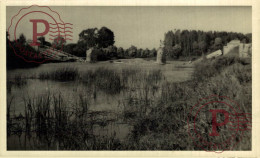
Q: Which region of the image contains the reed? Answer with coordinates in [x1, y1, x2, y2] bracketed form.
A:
[39, 67, 79, 81]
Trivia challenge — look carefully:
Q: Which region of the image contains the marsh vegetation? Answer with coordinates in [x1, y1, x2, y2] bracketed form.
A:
[7, 57, 251, 150]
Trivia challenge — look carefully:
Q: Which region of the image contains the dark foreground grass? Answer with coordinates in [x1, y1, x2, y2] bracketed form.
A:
[7, 92, 122, 150]
[7, 74, 27, 93]
[39, 67, 79, 81]
[38, 66, 163, 95]
[7, 68, 164, 150]
[80, 68, 123, 94]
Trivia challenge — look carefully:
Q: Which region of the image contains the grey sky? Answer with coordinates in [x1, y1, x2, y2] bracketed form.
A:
[7, 6, 252, 49]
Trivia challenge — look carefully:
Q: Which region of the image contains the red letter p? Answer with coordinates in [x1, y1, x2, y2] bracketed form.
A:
[209, 109, 229, 136]
[30, 19, 49, 46]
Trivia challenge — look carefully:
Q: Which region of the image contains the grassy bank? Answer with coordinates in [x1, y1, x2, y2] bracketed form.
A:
[120, 56, 251, 150]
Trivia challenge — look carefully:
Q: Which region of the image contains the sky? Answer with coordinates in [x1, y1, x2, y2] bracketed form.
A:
[7, 6, 252, 49]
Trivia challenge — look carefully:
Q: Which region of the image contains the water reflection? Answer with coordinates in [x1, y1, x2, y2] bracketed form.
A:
[7, 79, 133, 150]
[7, 64, 193, 150]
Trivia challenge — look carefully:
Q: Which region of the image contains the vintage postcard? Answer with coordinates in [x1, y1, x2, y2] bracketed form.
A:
[0, 0, 259, 157]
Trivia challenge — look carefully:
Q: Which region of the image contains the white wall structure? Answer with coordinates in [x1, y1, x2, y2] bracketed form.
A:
[206, 50, 222, 59]
[239, 43, 252, 58]
[223, 40, 251, 58]
[192, 40, 251, 65]
[156, 47, 166, 64]
[86, 47, 94, 62]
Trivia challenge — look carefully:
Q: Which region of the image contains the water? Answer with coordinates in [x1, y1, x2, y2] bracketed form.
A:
[8, 79, 124, 114]
[7, 60, 193, 150]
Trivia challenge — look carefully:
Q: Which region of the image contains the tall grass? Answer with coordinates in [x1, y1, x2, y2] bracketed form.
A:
[81, 68, 122, 94]
[7, 74, 27, 93]
[37, 67, 164, 95]
[8, 91, 124, 150]
[39, 67, 79, 81]
[121, 56, 251, 150]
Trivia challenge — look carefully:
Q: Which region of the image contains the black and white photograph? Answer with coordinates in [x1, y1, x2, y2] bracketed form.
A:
[5, 5, 252, 151]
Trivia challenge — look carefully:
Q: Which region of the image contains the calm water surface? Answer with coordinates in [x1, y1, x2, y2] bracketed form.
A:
[7, 60, 193, 150]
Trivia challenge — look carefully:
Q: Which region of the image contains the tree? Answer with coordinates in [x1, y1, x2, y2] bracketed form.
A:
[246, 33, 252, 43]
[198, 41, 207, 54]
[172, 44, 181, 59]
[78, 27, 115, 54]
[64, 43, 77, 55]
[18, 34, 26, 45]
[7, 33, 40, 68]
[214, 37, 222, 45]
[164, 31, 175, 48]
[150, 48, 157, 57]
[97, 27, 115, 48]
[174, 29, 181, 44]
[78, 28, 99, 51]
[124, 49, 129, 57]
[180, 30, 191, 57]
[38, 36, 45, 45]
[192, 41, 199, 56]
[214, 37, 223, 51]
[136, 48, 143, 58]
[38, 36, 51, 47]
[52, 36, 66, 50]
[117, 47, 124, 58]
[128, 45, 137, 57]
[106, 45, 117, 58]
[190, 30, 198, 43]
[139, 48, 150, 58]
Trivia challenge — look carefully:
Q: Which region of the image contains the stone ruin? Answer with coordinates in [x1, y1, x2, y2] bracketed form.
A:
[239, 43, 252, 58]
[85, 47, 96, 62]
[156, 47, 166, 64]
[223, 40, 252, 58]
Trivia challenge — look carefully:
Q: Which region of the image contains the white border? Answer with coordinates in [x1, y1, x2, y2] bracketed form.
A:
[0, 0, 259, 157]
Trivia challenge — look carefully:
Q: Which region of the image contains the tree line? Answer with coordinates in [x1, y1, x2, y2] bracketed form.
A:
[64, 27, 252, 60]
[163, 29, 252, 59]
[63, 27, 157, 61]
[6, 27, 252, 69]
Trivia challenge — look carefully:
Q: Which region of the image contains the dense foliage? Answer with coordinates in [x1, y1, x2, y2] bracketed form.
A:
[163, 29, 252, 59]
[63, 28, 251, 61]
[63, 27, 157, 60]
[7, 28, 252, 67]
[6, 33, 40, 69]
